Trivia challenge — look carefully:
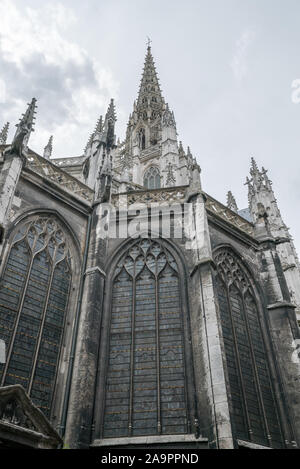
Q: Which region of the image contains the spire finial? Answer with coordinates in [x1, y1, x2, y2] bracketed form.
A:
[0, 122, 9, 144]
[146, 36, 152, 49]
[43, 135, 53, 159]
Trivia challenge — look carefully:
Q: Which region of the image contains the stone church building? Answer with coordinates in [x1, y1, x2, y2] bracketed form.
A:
[0, 46, 299, 449]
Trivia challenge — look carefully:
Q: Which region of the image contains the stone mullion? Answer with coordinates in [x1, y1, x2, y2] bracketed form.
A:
[224, 281, 253, 441]
[27, 254, 56, 395]
[128, 275, 136, 437]
[155, 272, 162, 434]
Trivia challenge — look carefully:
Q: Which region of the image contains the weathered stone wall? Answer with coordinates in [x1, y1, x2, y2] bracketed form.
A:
[208, 217, 300, 448]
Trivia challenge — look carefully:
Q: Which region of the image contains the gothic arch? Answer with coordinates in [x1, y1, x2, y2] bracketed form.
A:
[0, 212, 81, 422]
[213, 245, 285, 448]
[93, 236, 198, 440]
[143, 166, 161, 189]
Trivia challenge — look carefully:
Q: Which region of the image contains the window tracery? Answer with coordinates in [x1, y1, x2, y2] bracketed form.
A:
[214, 248, 284, 448]
[0, 216, 72, 418]
[143, 166, 161, 189]
[102, 239, 189, 438]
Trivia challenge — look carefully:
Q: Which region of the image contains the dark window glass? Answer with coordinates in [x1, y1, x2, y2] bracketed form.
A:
[103, 239, 188, 438]
[0, 217, 71, 418]
[215, 249, 284, 448]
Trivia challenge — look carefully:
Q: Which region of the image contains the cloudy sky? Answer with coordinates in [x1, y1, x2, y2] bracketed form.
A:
[0, 0, 299, 253]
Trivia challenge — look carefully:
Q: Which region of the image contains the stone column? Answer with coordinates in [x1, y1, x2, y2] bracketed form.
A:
[256, 221, 300, 447]
[187, 193, 234, 449]
[64, 201, 108, 448]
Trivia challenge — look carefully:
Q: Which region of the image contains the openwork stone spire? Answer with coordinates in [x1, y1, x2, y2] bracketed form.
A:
[136, 45, 164, 121]
[226, 191, 238, 212]
[43, 136, 53, 159]
[0, 122, 9, 144]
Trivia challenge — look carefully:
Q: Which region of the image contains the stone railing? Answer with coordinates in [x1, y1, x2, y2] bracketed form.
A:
[205, 193, 254, 237]
[111, 185, 187, 208]
[26, 152, 94, 203]
[52, 156, 85, 167]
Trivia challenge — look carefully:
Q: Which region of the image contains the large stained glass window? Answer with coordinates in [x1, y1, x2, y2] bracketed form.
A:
[0, 216, 71, 418]
[214, 248, 284, 448]
[103, 239, 189, 438]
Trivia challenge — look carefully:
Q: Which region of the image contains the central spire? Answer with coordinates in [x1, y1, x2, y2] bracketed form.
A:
[136, 45, 165, 121]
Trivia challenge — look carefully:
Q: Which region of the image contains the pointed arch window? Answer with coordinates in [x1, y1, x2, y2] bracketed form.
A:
[214, 249, 284, 448]
[144, 166, 161, 190]
[0, 216, 72, 418]
[102, 239, 191, 438]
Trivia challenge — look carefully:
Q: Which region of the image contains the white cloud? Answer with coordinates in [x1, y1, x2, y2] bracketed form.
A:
[230, 29, 256, 81]
[0, 79, 6, 103]
[0, 0, 119, 157]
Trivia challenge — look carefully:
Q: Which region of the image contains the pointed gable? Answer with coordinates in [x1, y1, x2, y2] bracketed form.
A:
[0, 385, 62, 449]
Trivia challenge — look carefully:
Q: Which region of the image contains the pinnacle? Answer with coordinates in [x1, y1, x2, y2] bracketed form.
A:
[12, 98, 37, 149]
[250, 157, 259, 174]
[0, 122, 9, 144]
[23, 98, 37, 120]
[84, 113, 105, 153]
[43, 135, 53, 159]
[226, 191, 238, 212]
[106, 98, 117, 122]
[95, 115, 103, 133]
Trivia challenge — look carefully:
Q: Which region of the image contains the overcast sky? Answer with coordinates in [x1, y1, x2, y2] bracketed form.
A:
[0, 0, 299, 253]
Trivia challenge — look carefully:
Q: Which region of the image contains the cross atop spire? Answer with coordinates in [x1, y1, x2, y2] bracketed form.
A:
[146, 36, 152, 49]
[0, 122, 9, 144]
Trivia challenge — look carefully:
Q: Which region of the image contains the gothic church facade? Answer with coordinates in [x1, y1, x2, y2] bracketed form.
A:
[0, 46, 299, 449]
